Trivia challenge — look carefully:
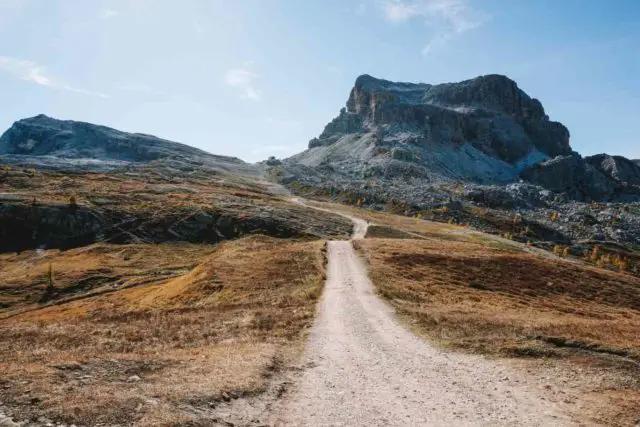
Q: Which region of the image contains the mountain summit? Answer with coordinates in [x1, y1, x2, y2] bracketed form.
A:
[287, 74, 638, 201]
[295, 74, 570, 183]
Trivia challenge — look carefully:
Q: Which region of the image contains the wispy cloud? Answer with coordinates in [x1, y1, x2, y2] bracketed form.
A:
[98, 8, 119, 19]
[378, 0, 489, 55]
[224, 64, 262, 101]
[193, 18, 205, 36]
[0, 56, 110, 98]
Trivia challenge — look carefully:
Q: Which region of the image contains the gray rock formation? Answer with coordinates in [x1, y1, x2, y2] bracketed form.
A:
[586, 154, 640, 186]
[291, 74, 570, 183]
[520, 153, 640, 202]
[521, 153, 616, 201]
[287, 74, 639, 202]
[0, 114, 259, 175]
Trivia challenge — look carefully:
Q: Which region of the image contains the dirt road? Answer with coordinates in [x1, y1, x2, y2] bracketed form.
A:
[272, 208, 576, 426]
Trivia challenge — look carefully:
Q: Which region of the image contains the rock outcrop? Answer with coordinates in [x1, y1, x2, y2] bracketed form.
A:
[520, 153, 640, 202]
[585, 154, 640, 186]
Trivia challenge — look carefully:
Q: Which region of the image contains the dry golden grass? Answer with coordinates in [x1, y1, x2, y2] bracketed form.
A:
[308, 199, 527, 252]
[0, 236, 325, 426]
[356, 238, 640, 358]
[0, 243, 213, 316]
[356, 234, 640, 423]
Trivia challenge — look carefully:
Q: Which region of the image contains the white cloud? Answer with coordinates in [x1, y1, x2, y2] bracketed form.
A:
[382, 0, 420, 22]
[378, 0, 489, 54]
[224, 66, 262, 101]
[0, 56, 110, 98]
[98, 8, 119, 19]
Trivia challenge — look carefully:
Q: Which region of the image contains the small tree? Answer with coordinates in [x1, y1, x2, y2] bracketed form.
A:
[47, 263, 55, 291]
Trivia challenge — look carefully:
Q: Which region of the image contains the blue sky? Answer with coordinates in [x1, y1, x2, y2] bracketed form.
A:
[0, 0, 638, 162]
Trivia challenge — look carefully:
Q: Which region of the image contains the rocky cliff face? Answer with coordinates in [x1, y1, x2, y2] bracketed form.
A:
[586, 154, 640, 186]
[289, 74, 638, 202]
[307, 74, 569, 162]
[519, 153, 640, 202]
[294, 74, 572, 184]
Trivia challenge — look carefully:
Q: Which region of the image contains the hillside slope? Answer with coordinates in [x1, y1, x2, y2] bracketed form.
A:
[0, 115, 259, 175]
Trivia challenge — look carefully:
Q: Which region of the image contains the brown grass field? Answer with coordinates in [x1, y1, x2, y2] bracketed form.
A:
[2, 171, 640, 425]
[354, 235, 640, 424]
[0, 236, 325, 426]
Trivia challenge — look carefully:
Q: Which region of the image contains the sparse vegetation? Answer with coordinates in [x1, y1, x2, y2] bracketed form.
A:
[357, 237, 640, 365]
[0, 237, 326, 426]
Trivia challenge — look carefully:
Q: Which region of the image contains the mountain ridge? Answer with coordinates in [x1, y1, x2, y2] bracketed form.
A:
[288, 74, 638, 202]
[0, 114, 258, 175]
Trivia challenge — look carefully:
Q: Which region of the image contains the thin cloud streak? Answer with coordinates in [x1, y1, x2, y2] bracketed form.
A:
[378, 0, 489, 55]
[98, 8, 119, 19]
[0, 56, 110, 98]
[224, 66, 262, 101]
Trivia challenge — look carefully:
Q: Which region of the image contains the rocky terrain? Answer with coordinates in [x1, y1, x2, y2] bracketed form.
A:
[277, 74, 640, 252]
[0, 114, 259, 176]
[285, 74, 639, 201]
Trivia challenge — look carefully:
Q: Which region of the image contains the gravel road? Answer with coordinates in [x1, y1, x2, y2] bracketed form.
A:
[271, 211, 576, 426]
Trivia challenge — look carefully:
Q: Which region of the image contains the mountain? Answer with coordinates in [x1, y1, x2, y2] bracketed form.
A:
[0, 114, 258, 175]
[286, 74, 639, 202]
[291, 74, 570, 183]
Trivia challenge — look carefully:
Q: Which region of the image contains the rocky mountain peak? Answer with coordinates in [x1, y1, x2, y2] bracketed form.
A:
[305, 74, 571, 177]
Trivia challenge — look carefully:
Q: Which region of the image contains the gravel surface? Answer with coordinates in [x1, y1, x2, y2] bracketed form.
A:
[272, 212, 577, 426]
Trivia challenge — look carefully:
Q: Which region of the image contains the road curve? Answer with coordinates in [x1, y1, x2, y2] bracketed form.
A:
[271, 208, 575, 426]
